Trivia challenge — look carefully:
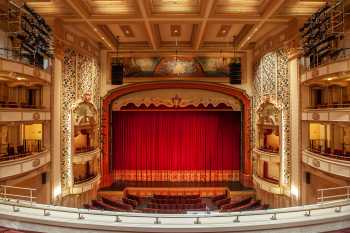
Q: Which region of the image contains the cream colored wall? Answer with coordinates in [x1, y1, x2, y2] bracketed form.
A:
[255, 187, 291, 208]
[302, 164, 350, 204]
[24, 124, 42, 140]
[266, 133, 279, 150]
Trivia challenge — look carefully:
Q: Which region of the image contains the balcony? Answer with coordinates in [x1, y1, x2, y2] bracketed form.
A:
[253, 148, 280, 163]
[0, 150, 50, 179]
[303, 150, 350, 178]
[301, 52, 350, 83]
[0, 48, 51, 73]
[71, 174, 100, 195]
[72, 148, 100, 164]
[253, 174, 283, 195]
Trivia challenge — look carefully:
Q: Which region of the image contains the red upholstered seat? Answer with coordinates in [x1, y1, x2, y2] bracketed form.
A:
[0, 228, 8, 233]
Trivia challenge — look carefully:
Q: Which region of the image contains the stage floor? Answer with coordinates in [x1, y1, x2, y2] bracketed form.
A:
[99, 181, 254, 199]
[101, 181, 250, 191]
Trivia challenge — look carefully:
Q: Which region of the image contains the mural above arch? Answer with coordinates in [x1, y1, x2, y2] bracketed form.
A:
[118, 56, 241, 78]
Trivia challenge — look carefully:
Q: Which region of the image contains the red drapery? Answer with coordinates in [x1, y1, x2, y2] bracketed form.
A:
[111, 111, 241, 182]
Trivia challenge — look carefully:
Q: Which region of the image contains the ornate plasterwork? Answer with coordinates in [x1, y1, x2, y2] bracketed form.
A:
[111, 89, 242, 111]
[253, 49, 290, 191]
[61, 48, 100, 194]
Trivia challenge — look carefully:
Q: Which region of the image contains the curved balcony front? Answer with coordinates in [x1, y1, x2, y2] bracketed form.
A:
[252, 174, 283, 195]
[302, 150, 350, 178]
[71, 174, 100, 195]
[0, 150, 50, 180]
[72, 148, 100, 164]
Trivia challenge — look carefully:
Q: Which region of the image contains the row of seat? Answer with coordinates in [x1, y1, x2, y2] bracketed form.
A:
[153, 194, 200, 200]
[142, 208, 186, 214]
[150, 197, 202, 204]
[122, 197, 138, 208]
[220, 197, 252, 210]
[220, 199, 263, 212]
[101, 197, 133, 211]
[147, 202, 206, 210]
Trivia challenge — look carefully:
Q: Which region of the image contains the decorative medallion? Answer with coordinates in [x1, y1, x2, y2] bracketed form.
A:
[312, 113, 320, 121]
[32, 159, 40, 167]
[312, 159, 320, 168]
[33, 112, 40, 120]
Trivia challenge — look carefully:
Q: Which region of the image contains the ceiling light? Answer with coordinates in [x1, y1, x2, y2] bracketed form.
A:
[125, 30, 129, 34]
[222, 30, 226, 33]
[327, 77, 333, 81]
[16, 77, 26, 81]
[174, 29, 178, 33]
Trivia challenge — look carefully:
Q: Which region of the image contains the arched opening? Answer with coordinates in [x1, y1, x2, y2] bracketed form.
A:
[100, 82, 252, 188]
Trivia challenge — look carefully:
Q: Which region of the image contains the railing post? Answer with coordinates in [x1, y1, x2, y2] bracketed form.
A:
[4, 186, 6, 199]
[154, 217, 161, 224]
[194, 217, 201, 224]
[12, 205, 19, 212]
[233, 215, 240, 223]
[44, 209, 50, 216]
[271, 213, 277, 220]
[30, 189, 33, 205]
[321, 190, 324, 202]
[115, 216, 122, 222]
[304, 210, 311, 217]
[347, 187, 350, 199]
[78, 212, 85, 220]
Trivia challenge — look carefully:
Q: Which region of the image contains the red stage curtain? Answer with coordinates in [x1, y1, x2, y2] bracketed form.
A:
[111, 111, 241, 181]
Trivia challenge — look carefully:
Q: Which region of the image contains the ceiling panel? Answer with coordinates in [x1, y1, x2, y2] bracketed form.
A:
[26, 0, 77, 16]
[214, 0, 264, 15]
[149, 0, 202, 15]
[277, 0, 326, 16]
[250, 23, 287, 43]
[203, 23, 244, 42]
[107, 23, 148, 42]
[82, 0, 138, 15]
[158, 23, 194, 42]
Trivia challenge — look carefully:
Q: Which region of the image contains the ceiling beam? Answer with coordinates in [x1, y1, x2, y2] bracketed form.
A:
[136, 0, 158, 50]
[237, 0, 286, 49]
[193, 0, 216, 50]
[98, 25, 120, 49]
[62, 16, 291, 24]
[63, 0, 114, 50]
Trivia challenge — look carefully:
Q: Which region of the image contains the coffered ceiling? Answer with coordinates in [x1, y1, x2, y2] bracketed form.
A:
[23, 0, 327, 52]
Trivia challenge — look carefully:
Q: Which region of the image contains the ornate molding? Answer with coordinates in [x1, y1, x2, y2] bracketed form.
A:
[112, 89, 242, 111]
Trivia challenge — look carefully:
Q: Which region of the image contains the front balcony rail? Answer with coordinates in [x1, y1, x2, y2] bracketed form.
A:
[0, 48, 50, 71]
[74, 174, 98, 185]
[306, 103, 350, 110]
[257, 147, 279, 154]
[308, 147, 350, 161]
[0, 185, 36, 204]
[75, 146, 97, 154]
[317, 186, 350, 203]
[0, 196, 349, 229]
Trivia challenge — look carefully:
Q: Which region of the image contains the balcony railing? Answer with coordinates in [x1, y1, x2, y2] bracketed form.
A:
[74, 174, 98, 185]
[0, 47, 51, 71]
[308, 148, 350, 161]
[306, 103, 350, 110]
[317, 186, 350, 203]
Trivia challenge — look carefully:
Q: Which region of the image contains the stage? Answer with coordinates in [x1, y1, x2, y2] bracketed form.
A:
[99, 181, 255, 199]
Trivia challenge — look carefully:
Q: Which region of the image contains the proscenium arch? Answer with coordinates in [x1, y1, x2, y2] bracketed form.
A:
[100, 81, 252, 188]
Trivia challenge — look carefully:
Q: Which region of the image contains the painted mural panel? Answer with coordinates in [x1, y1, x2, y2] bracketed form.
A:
[119, 56, 240, 77]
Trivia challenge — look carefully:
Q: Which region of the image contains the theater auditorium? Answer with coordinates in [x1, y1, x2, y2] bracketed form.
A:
[0, 0, 349, 232]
